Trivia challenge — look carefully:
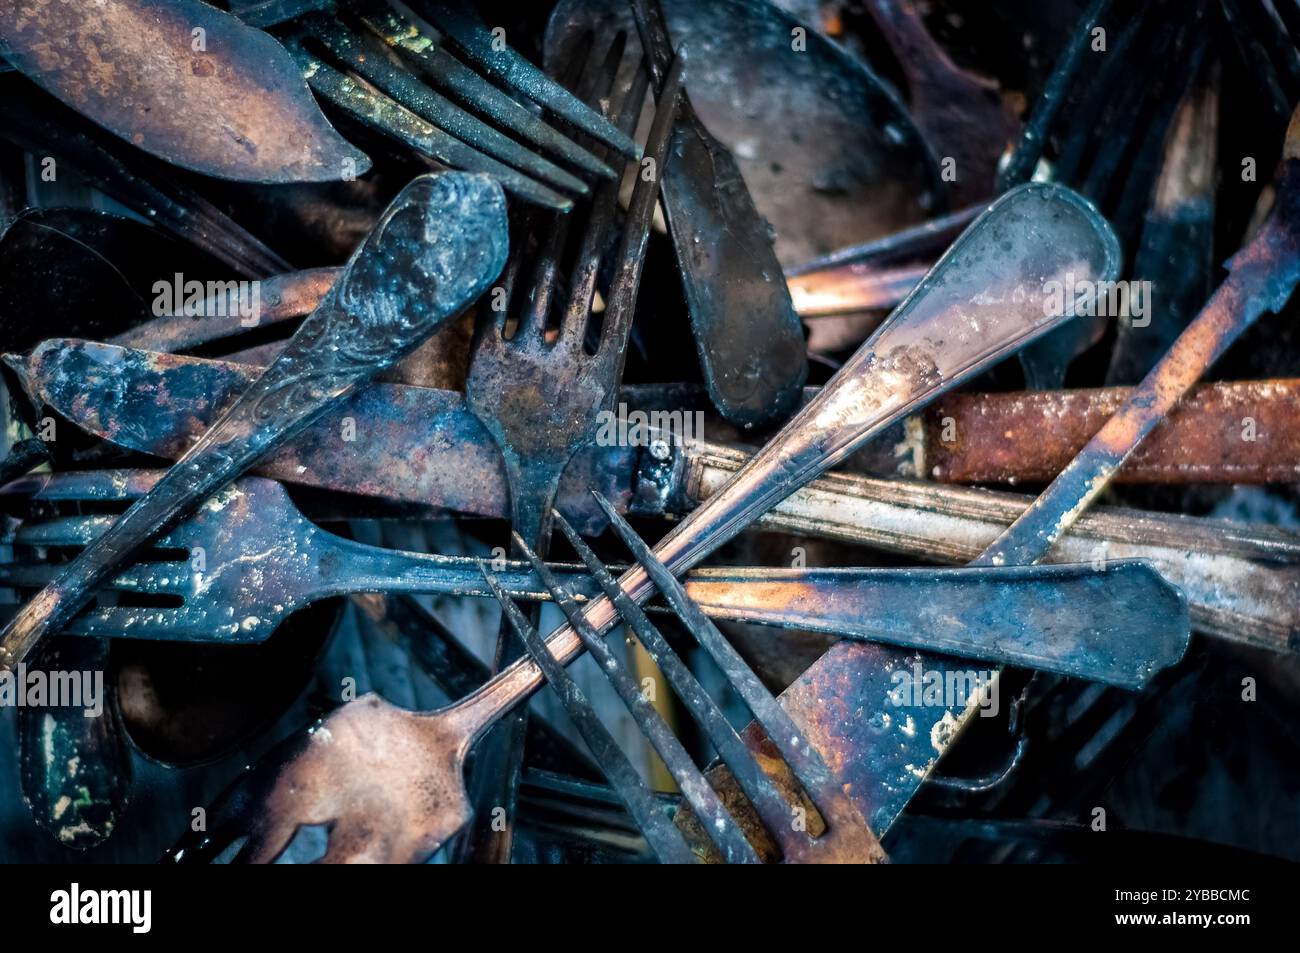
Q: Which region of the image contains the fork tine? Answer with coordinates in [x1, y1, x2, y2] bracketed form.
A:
[551, 510, 810, 856]
[555, 54, 651, 340]
[413, 0, 640, 158]
[303, 14, 591, 197]
[589, 493, 853, 825]
[362, 4, 617, 181]
[0, 560, 191, 595]
[590, 52, 684, 358]
[510, 531, 760, 863]
[478, 566, 698, 863]
[510, 36, 627, 341]
[10, 516, 193, 553]
[11, 515, 121, 548]
[286, 41, 573, 210]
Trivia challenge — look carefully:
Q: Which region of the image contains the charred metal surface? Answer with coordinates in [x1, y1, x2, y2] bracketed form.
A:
[675, 440, 1300, 654]
[415, 0, 638, 159]
[0, 439, 49, 488]
[17, 639, 130, 850]
[110, 268, 340, 353]
[300, 13, 589, 198]
[762, 101, 1300, 840]
[0, 0, 368, 183]
[5, 0, 1294, 867]
[483, 556, 708, 864]
[984, 113, 1300, 567]
[863, 0, 1017, 205]
[1105, 81, 1218, 385]
[21, 340, 1282, 652]
[611, 0, 806, 427]
[0, 172, 508, 671]
[594, 497, 886, 863]
[3, 340, 630, 532]
[0, 470, 1187, 686]
[285, 41, 573, 211]
[457, 44, 674, 863]
[923, 379, 1300, 484]
[549, 0, 941, 266]
[357, 4, 615, 181]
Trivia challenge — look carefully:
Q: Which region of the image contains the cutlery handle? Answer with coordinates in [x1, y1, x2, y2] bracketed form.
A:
[674, 439, 1300, 653]
[0, 173, 507, 668]
[453, 184, 1124, 736]
[314, 535, 1183, 685]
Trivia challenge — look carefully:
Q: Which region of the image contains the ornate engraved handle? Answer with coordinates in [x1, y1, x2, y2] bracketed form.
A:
[0, 172, 509, 668]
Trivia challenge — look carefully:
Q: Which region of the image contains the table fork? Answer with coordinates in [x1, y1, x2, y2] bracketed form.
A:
[457, 34, 676, 861]
[0, 171, 508, 670]
[0, 470, 1187, 685]
[163, 181, 1118, 864]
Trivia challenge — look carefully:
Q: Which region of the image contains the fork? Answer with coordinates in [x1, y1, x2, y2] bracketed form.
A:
[0, 470, 1187, 685]
[0, 171, 509, 670]
[233, 0, 635, 209]
[488, 510, 888, 862]
[165, 180, 1117, 864]
[457, 35, 676, 861]
[164, 512, 884, 863]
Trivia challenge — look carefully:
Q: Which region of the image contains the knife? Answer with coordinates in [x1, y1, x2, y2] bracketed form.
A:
[10, 341, 1300, 653]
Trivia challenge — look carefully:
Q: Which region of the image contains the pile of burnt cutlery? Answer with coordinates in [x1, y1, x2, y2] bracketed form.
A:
[1, 0, 1299, 864]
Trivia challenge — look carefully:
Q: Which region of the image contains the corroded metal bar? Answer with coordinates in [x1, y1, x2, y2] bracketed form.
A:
[922, 379, 1300, 484]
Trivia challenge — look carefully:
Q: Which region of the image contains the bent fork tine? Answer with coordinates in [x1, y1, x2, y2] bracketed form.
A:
[479, 566, 698, 864]
[510, 531, 760, 863]
[572, 54, 683, 358]
[510, 34, 629, 341]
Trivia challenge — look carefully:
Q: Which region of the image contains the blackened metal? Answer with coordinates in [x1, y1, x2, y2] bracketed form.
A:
[863, 0, 1016, 205]
[997, 0, 1116, 190]
[671, 439, 1300, 654]
[0, 172, 508, 671]
[593, 495, 886, 863]
[358, 4, 616, 181]
[983, 119, 1300, 567]
[299, 13, 590, 197]
[509, 531, 760, 863]
[480, 566, 700, 864]
[629, 0, 807, 427]
[413, 0, 639, 159]
[286, 41, 573, 211]
[457, 44, 672, 863]
[0, 439, 49, 489]
[18, 638, 130, 849]
[0, 470, 1189, 687]
[1106, 80, 1217, 385]
[769, 104, 1300, 840]
[550, 511, 813, 860]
